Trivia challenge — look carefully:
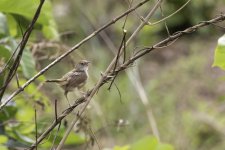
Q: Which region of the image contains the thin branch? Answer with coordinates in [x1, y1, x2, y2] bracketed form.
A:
[0, 43, 21, 75]
[114, 82, 122, 104]
[54, 100, 57, 121]
[125, 0, 163, 45]
[122, 0, 133, 29]
[15, 73, 20, 89]
[107, 0, 163, 91]
[207, 22, 225, 30]
[0, 0, 150, 110]
[123, 30, 127, 63]
[149, 0, 191, 26]
[50, 122, 61, 150]
[108, 30, 127, 90]
[159, 3, 171, 36]
[34, 108, 38, 150]
[113, 31, 127, 73]
[0, 19, 24, 75]
[108, 0, 129, 90]
[50, 99, 61, 149]
[116, 15, 225, 73]
[88, 126, 102, 150]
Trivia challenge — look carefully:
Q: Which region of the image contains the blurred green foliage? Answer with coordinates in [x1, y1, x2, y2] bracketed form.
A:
[213, 35, 225, 70]
[0, 0, 59, 40]
[114, 136, 173, 150]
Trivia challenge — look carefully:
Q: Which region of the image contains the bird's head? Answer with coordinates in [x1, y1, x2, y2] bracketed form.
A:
[76, 60, 91, 71]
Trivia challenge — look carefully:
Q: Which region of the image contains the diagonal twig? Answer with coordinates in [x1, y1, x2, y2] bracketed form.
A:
[34, 108, 38, 150]
[108, 30, 127, 90]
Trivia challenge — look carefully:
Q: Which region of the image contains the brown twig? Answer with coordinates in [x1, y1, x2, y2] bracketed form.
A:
[123, 30, 127, 64]
[50, 122, 61, 150]
[15, 73, 21, 89]
[205, 22, 225, 30]
[54, 99, 58, 122]
[114, 31, 127, 73]
[148, 0, 191, 26]
[159, 3, 171, 36]
[114, 82, 122, 104]
[108, 30, 127, 90]
[34, 108, 38, 150]
[49, 99, 60, 149]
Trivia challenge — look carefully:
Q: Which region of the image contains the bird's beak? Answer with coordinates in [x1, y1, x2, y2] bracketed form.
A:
[86, 61, 91, 64]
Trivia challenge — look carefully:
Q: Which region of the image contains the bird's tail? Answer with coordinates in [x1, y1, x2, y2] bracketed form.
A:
[45, 79, 62, 83]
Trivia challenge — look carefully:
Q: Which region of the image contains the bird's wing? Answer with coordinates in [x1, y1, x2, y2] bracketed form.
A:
[60, 71, 80, 86]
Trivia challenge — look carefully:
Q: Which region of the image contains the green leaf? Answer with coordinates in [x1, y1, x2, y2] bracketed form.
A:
[131, 136, 158, 150]
[46, 128, 85, 145]
[0, 146, 8, 150]
[42, 25, 59, 40]
[65, 132, 86, 145]
[20, 49, 36, 78]
[14, 130, 35, 144]
[0, 45, 11, 60]
[0, 38, 37, 78]
[0, 105, 18, 121]
[42, 129, 85, 148]
[0, 135, 8, 144]
[0, 0, 59, 39]
[0, 0, 51, 25]
[5, 138, 28, 149]
[18, 124, 35, 135]
[6, 14, 18, 37]
[114, 145, 130, 150]
[0, 44, 11, 87]
[0, 13, 9, 37]
[15, 102, 34, 122]
[213, 35, 225, 70]
[2, 37, 18, 51]
[156, 144, 174, 150]
[130, 136, 174, 150]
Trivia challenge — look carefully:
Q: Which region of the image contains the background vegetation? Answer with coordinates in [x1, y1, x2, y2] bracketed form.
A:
[0, 0, 225, 150]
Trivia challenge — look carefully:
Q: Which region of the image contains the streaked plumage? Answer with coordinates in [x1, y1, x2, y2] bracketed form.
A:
[46, 60, 90, 106]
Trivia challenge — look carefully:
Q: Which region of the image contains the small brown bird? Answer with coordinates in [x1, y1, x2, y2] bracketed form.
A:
[46, 60, 90, 106]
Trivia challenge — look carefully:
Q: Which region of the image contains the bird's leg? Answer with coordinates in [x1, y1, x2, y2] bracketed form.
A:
[77, 82, 86, 93]
[64, 91, 71, 107]
[77, 86, 86, 96]
[79, 90, 86, 95]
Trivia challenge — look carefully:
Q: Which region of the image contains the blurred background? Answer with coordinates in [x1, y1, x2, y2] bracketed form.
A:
[1, 0, 225, 149]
